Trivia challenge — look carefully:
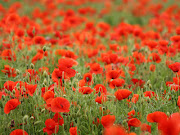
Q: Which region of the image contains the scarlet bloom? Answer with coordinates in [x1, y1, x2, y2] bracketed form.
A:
[144, 91, 155, 98]
[58, 58, 78, 78]
[1, 65, 16, 77]
[147, 111, 168, 124]
[1, 49, 16, 61]
[69, 127, 78, 135]
[141, 123, 151, 133]
[101, 115, 115, 128]
[51, 97, 70, 113]
[106, 70, 121, 81]
[128, 118, 141, 131]
[33, 36, 46, 45]
[149, 64, 156, 72]
[103, 125, 128, 135]
[4, 99, 21, 114]
[128, 110, 135, 119]
[53, 113, 64, 126]
[131, 94, 139, 103]
[4, 81, 17, 92]
[79, 86, 93, 94]
[94, 84, 107, 94]
[43, 119, 59, 135]
[43, 91, 55, 103]
[148, 53, 161, 63]
[109, 78, 125, 89]
[114, 89, 132, 100]
[95, 94, 107, 104]
[10, 129, 28, 135]
[83, 73, 93, 85]
[51, 68, 65, 84]
[168, 62, 180, 72]
[90, 63, 103, 74]
[25, 83, 37, 96]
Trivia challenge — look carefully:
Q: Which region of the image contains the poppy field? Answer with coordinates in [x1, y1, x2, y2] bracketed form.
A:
[0, 0, 180, 134]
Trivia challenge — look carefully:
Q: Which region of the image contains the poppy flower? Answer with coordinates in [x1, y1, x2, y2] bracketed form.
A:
[58, 58, 78, 78]
[4, 99, 21, 114]
[33, 36, 46, 45]
[25, 83, 37, 96]
[51, 97, 70, 113]
[53, 113, 64, 126]
[106, 70, 121, 81]
[90, 63, 103, 74]
[144, 91, 155, 98]
[52, 68, 65, 84]
[1, 49, 16, 61]
[128, 110, 135, 119]
[10, 129, 28, 135]
[103, 125, 128, 135]
[95, 94, 107, 104]
[83, 73, 93, 85]
[150, 64, 156, 72]
[4, 81, 17, 92]
[79, 86, 93, 94]
[147, 111, 168, 124]
[109, 78, 125, 89]
[128, 118, 141, 131]
[69, 126, 78, 135]
[168, 62, 180, 72]
[43, 119, 59, 135]
[43, 91, 55, 104]
[148, 53, 161, 63]
[94, 84, 107, 94]
[131, 94, 139, 103]
[101, 115, 115, 128]
[114, 89, 132, 101]
[1, 65, 16, 77]
[141, 123, 151, 133]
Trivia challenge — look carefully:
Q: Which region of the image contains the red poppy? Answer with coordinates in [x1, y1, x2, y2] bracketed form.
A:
[83, 73, 93, 85]
[53, 113, 64, 126]
[10, 129, 28, 135]
[131, 94, 139, 103]
[69, 126, 78, 135]
[168, 62, 180, 72]
[144, 91, 155, 98]
[95, 94, 107, 104]
[4, 81, 17, 92]
[141, 123, 151, 133]
[43, 91, 55, 104]
[25, 83, 37, 96]
[58, 58, 78, 78]
[128, 118, 141, 131]
[128, 110, 135, 119]
[1, 49, 16, 61]
[79, 86, 93, 94]
[114, 89, 132, 101]
[109, 78, 125, 89]
[148, 53, 161, 63]
[101, 115, 115, 128]
[52, 68, 65, 84]
[43, 119, 59, 135]
[90, 63, 103, 74]
[150, 64, 156, 72]
[94, 84, 107, 94]
[1, 65, 16, 77]
[106, 70, 121, 81]
[147, 111, 168, 124]
[103, 125, 127, 135]
[51, 97, 70, 113]
[33, 36, 46, 45]
[4, 99, 21, 114]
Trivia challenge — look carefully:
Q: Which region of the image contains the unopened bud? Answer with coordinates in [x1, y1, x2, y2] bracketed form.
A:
[30, 63, 34, 69]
